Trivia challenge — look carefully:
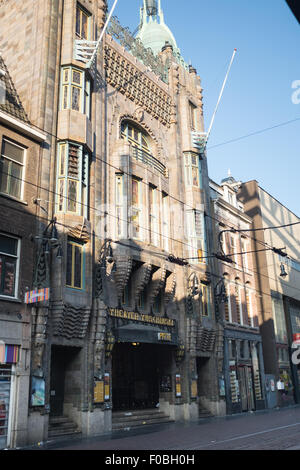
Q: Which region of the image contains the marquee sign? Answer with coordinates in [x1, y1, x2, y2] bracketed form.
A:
[108, 308, 175, 328]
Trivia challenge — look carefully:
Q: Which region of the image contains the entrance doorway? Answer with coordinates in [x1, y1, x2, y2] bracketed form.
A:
[238, 366, 255, 412]
[112, 343, 160, 411]
[50, 346, 81, 417]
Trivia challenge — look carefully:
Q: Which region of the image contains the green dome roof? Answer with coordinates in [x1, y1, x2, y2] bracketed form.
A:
[137, 16, 178, 56]
[136, 0, 178, 56]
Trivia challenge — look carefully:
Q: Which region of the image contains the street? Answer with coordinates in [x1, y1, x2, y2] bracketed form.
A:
[27, 405, 300, 451]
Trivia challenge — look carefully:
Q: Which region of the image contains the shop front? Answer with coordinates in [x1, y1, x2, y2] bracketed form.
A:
[0, 344, 20, 449]
[224, 329, 266, 415]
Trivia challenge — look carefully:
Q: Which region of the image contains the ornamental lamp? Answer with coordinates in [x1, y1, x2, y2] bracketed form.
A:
[105, 331, 115, 359]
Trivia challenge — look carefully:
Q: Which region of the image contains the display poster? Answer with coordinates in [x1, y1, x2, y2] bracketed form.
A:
[175, 374, 181, 398]
[191, 379, 198, 399]
[31, 376, 45, 406]
[104, 373, 110, 401]
[94, 381, 104, 404]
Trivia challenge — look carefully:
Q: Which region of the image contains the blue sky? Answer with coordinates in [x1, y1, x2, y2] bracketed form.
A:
[108, 0, 300, 215]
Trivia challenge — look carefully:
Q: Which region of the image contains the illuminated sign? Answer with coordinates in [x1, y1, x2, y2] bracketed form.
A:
[108, 308, 175, 327]
[158, 332, 172, 342]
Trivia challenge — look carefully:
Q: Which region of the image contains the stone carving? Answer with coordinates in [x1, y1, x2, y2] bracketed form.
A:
[164, 272, 176, 306]
[107, 16, 168, 83]
[68, 224, 90, 243]
[52, 303, 90, 339]
[148, 266, 167, 308]
[33, 244, 50, 288]
[113, 256, 133, 303]
[104, 44, 172, 127]
[196, 326, 216, 353]
[130, 262, 152, 307]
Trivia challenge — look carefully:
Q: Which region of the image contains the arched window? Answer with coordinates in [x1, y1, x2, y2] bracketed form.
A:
[120, 120, 167, 177]
[121, 121, 152, 155]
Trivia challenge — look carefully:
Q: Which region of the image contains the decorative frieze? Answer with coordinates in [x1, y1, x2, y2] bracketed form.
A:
[52, 302, 90, 339]
[104, 44, 172, 126]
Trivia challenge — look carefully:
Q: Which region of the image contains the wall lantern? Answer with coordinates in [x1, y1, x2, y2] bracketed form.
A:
[105, 331, 115, 360]
[280, 263, 288, 278]
[175, 343, 185, 365]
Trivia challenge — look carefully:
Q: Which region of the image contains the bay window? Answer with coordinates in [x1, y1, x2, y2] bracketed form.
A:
[186, 210, 206, 264]
[56, 142, 89, 218]
[61, 67, 91, 118]
[184, 152, 202, 188]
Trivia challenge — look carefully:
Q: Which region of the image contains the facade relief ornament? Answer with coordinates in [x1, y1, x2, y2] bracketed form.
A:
[148, 265, 167, 308]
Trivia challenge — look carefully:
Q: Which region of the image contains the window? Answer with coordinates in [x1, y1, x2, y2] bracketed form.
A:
[57, 142, 89, 217]
[61, 67, 91, 118]
[189, 101, 197, 130]
[131, 178, 142, 239]
[116, 174, 126, 238]
[149, 186, 159, 247]
[235, 285, 242, 324]
[184, 153, 202, 188]
[242, 238, 249, 271]
[162, 192, 169, 251]
[66, 238, 84, 289]
[121, 121, 167, 177]
[224, 282, 232, 322]
[0, 139, 25, 200]
[0, 233, 20, 298]
[246, 289, 254, 327]
[186, 210, 206, 264]
[76, 3, 91, 40]
[272, 298, 288, 343]
[200, 284, 211, 317]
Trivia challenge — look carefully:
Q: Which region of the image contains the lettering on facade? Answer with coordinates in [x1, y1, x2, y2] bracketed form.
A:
[108, 308, 175, 327]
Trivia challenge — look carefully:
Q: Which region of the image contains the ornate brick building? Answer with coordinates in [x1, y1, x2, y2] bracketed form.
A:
[0, 0, 224, 446]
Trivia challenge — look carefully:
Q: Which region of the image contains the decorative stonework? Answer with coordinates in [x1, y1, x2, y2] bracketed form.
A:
[52, 303, 90, 339]
[114, 256, 133, 302]
[196, 326, 216, 353]
[68, 224, 90, 243]
[131, 262, 152, 306]
[104, 44, 172, 127]
[164, 272, 176, 306]
[148, 266, 167, 308]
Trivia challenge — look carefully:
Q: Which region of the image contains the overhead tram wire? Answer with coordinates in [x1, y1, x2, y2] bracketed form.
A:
[3, 197, 300, 304]
[1, 167, 300, 264]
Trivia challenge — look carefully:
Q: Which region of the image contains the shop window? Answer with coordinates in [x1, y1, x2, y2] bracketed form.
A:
[66, 238, 84, 290]
[0, 233, 20, 298]
[61, 67, 92, 118]
[0, 139, 25, 200]
[56, 142, 89, 218]
[76, 3, 91, 40]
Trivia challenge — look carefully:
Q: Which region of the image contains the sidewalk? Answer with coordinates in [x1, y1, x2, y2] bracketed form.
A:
[21, 404, 300, 451]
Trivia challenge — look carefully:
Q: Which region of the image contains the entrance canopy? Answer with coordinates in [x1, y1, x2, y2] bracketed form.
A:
[113, 323, 178, 346]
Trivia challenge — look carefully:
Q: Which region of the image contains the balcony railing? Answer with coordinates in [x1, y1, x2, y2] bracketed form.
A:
[131, 147, 168, 178]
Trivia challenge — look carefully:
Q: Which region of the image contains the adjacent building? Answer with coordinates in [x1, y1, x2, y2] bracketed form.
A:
[210, 175, 266, 414]
[0, 55, 46, 449]
[238, 180, 300, 407]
